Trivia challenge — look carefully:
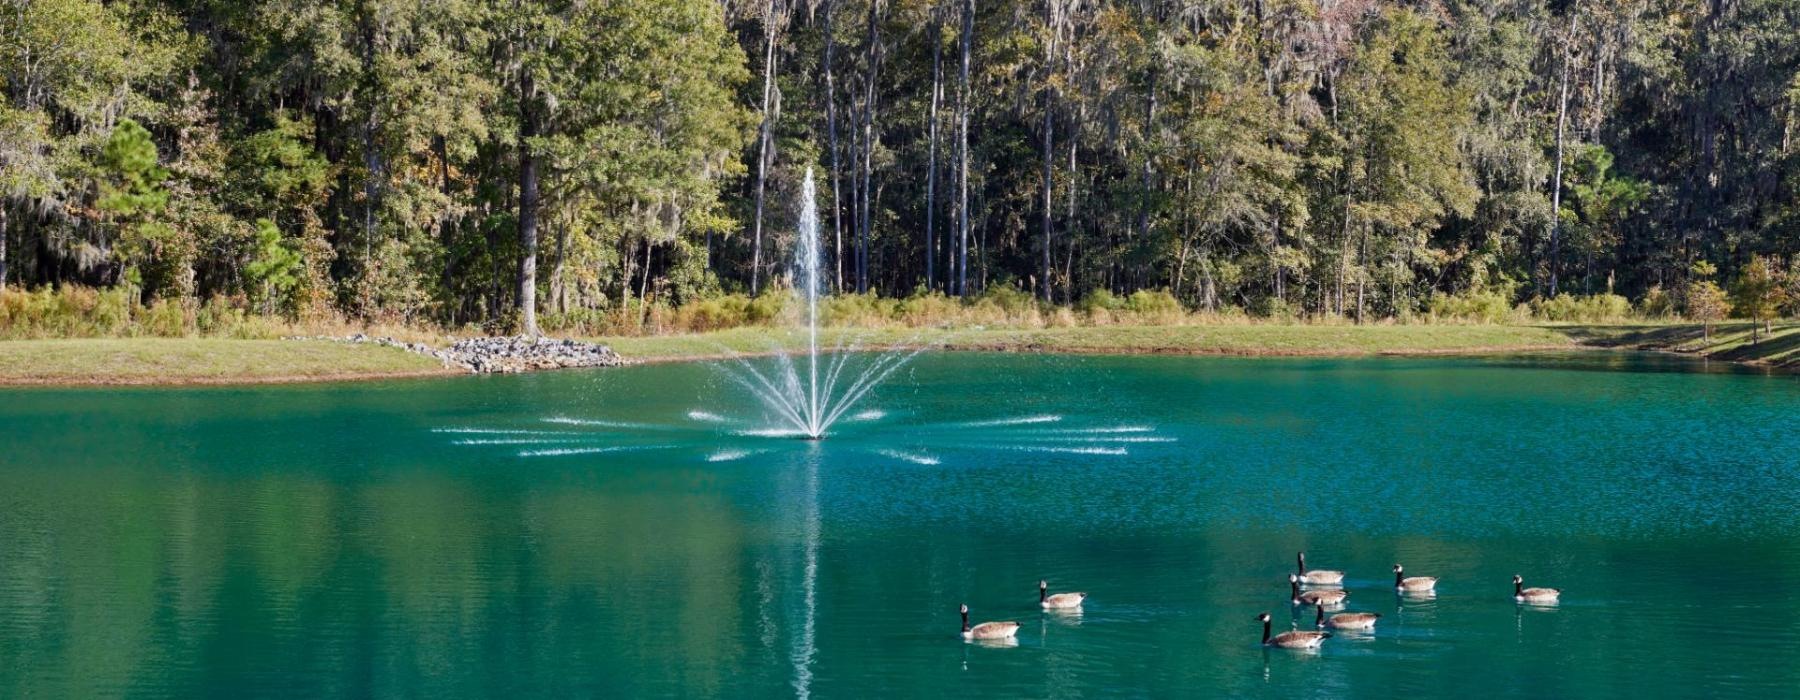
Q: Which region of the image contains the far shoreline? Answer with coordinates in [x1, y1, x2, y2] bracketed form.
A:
[5, 321, 1790, 387]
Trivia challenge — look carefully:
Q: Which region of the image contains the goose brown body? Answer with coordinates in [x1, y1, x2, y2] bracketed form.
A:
[1290, 574, 1349, 607]
[1513, 575, 1560, 604]
[960, 604, 1020, 640]
[1296, 552, 1345, 586]
[1259, 612, 1330, 649]
[1039, 581, 1087, 610]
[1394, 564, 1438, 593]
[1315, 605, 1381, 630]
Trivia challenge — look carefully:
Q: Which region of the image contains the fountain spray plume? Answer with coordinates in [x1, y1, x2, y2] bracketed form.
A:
[717, 167, 928, 440]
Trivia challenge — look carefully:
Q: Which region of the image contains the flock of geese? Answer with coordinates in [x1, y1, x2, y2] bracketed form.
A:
[960, 552, 1563, 650]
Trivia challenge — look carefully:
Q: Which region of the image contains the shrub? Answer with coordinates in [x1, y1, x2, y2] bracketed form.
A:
[972, 284, 1036, 315]
[1637, 285, 1676, 319]
[1427, 289, 1516, 324]
[894, 292, 962, 327]
[137, 298, 194, 337]
[1124, 289, 1182, 315]
[0, 286, 134, 338]
[1531, 293, 1632, 322]
[1076, 289, 1122, 317]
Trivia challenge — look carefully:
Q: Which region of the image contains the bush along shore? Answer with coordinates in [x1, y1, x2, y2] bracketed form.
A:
[297, 334, 627, 374]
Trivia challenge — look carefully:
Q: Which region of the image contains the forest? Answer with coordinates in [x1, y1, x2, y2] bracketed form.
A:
[2, 0, 1798, 335]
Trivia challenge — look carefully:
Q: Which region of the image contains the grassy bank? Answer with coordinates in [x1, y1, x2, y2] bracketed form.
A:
[1559, 322, 1800, 368]
[0, 324, 1583, 386]
[12, 321, 1797, 387]
[598, 323, 1579, 361]
[0, 339, 451, 385]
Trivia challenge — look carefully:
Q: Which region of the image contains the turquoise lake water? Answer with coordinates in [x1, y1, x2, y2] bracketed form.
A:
[2, 352, 1798, 696]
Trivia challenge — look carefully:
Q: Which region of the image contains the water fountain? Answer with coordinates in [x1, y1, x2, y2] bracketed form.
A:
[719, 168, 921, 440]
[436, 167, 1171, 465]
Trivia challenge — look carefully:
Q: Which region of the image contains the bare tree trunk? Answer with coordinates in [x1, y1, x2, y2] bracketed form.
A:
[750, 0, 782, 296]
[857, 0, 881, 294]
[1173, 173, 1192, 299]
[357, 2, 381, 282]
[1039, 0, 1057, 303]
[1064, 102, 1079, 304]
[955, 0, 973, 298]
[0, 207, 8, 291]
[924, 16, 942, 293]
[516, 71, 541, 338]
[550, 211, 568, 314]
[1137, 71, 1156, 247]
[1356, 223, 1368, 323]
[1547, 12, 1577, 298]
[824, 0, 846, 293]
[638, 237, 654, 327]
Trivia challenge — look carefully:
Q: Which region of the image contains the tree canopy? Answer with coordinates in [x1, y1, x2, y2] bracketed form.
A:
[3, 0, 1798, 327]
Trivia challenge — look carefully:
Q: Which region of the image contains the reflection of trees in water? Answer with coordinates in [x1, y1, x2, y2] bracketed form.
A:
[0, 463, 774, 695]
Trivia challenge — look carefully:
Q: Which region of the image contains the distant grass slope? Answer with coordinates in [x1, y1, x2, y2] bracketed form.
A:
[599, 324, 1578, 362]
[0, 339, 450, 385]
[1559, 322, 1800, 368]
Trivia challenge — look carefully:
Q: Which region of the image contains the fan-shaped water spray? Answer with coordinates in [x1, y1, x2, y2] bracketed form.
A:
[434, 174, 1173, 464]
[719, 168, 922, 440]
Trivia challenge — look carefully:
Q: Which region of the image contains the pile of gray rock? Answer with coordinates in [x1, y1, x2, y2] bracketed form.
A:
[441, 335, 626, 374]
[293, 333, 627, 374]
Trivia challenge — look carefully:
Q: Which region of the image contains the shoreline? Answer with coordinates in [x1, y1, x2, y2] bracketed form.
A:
[3, 322, 1790, 387]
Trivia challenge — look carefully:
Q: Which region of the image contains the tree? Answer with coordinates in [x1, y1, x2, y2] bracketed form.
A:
[1731, 256, 1784, 341]
[1686, 262, 1729, 342]
[96, 119, 172, 293]
[244, 219, 303, 315]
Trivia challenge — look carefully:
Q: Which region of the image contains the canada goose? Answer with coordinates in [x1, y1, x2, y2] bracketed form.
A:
[1290, 574, 1349, 607]
[1512, 575, 1560, 604]
[960, 604, 1020, 641]
[1039, 580, 1087, 610]
[1315, 604, 1381, 630]
[1394, 564, 1438, 593]
[1296, 551, 1345, 586]
[1259, 612, 1330, 649]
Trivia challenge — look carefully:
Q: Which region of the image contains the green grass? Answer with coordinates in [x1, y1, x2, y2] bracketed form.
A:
[596, 323, 1578, 361]
[1557, 321, 1800, 367]
[17, 322, 1792, 387]
[0, 338, 449, 385]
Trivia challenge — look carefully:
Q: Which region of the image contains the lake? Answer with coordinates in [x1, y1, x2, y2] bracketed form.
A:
[2, 352, 1797, 697]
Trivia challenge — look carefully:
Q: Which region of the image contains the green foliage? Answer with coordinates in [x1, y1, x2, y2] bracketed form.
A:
[1686, 281, 1731, 326]
[1730, 256, 1784, 328]
[0, 286, 133, 338]
[4, 0, 1800, 334]
[243, 219, 303, 314]
[1638, 285, 1677, 319]
[1077, 290, 1123, 316]
[1428, 290, 1519, 324]
[1531, 294, 1633, 323]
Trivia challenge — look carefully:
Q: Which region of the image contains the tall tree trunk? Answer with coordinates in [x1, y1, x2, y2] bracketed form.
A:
[550, 211, 568, 314]
[750, 0, 781, 296]
[516, 72, 542, 338]
[1136, 68, 1157, 250]
[638, 238, 654, 326]
[357, 1, 381, 280]
[1064, 101, 1079, 304]
[1038, 0, 1056, 302]
[1356, 223, 1368, 323]
[1547, 12, 1577, 297]
[857, 0, 881, 294]
[924, 16, 942, 293]
[0, 207, 8, 291]
[824, 0, 845, 293]
[955, 0, 973, 298]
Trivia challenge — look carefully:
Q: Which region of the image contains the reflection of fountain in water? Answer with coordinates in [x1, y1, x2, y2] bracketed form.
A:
[789, 452, 820, 699]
